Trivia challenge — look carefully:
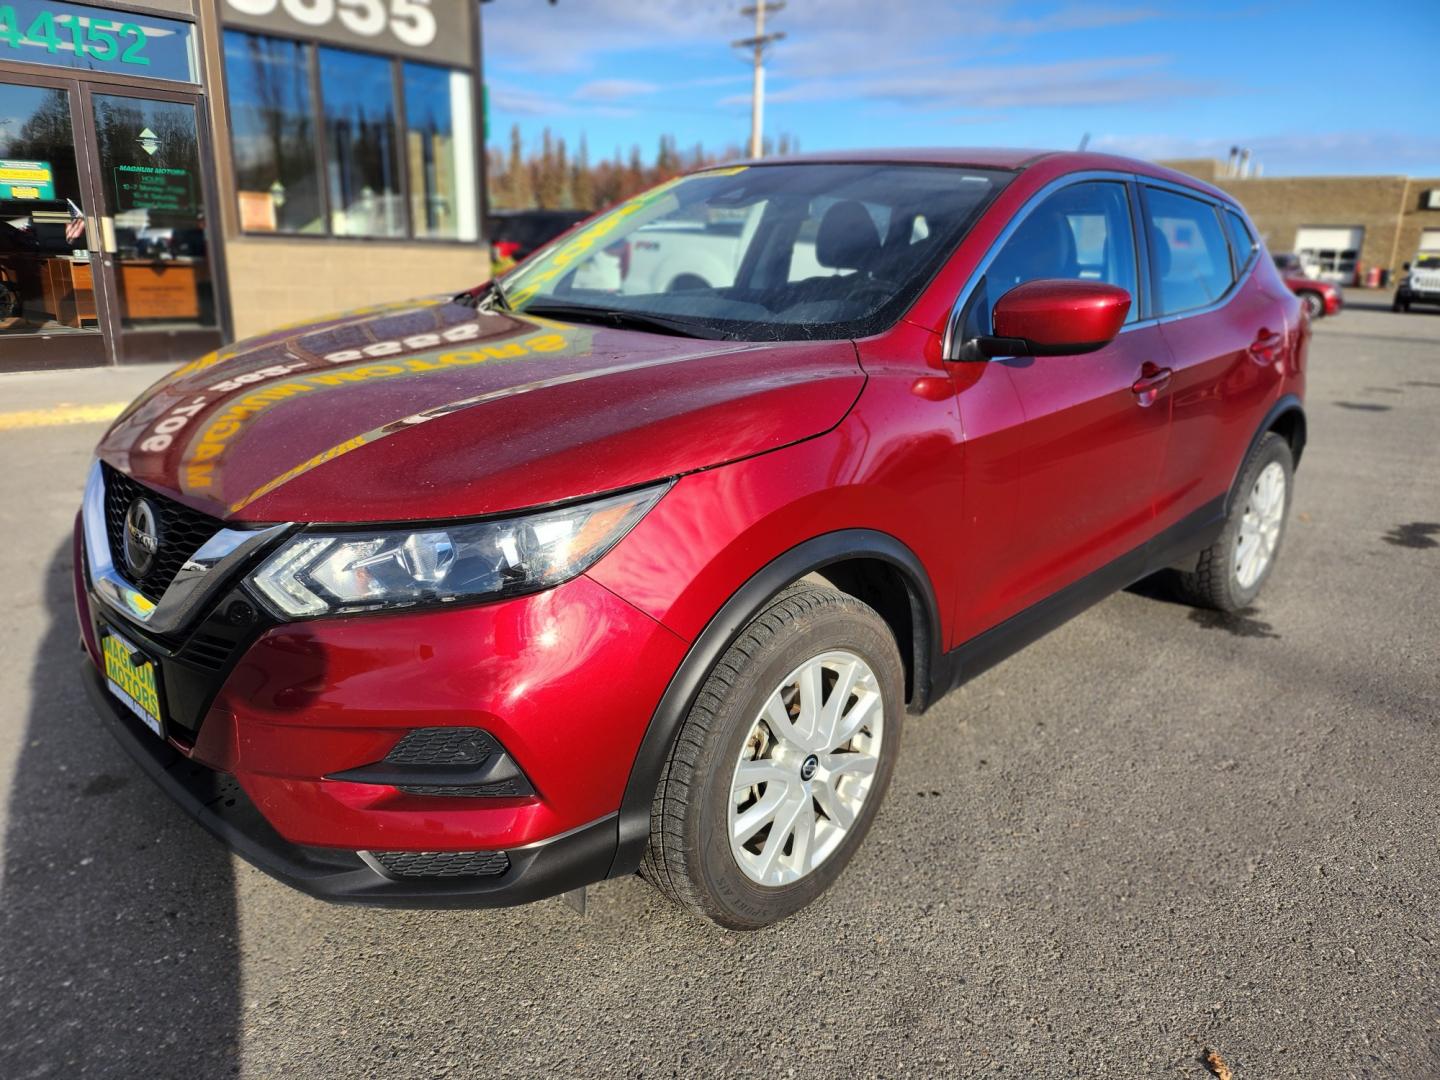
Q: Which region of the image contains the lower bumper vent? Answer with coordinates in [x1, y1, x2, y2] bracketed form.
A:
[328, 726, 536, 798]
[367, 850, 511, 879]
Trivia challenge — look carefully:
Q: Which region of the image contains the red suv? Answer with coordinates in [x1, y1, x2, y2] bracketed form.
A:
[76, 150, 1306, 929]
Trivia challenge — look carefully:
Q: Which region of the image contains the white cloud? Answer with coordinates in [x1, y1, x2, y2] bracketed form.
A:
[573, 78, 661, 102]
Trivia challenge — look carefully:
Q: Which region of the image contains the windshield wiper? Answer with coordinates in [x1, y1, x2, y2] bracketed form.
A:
[456, 277, 511, 312]
[519, 301, 717, 339]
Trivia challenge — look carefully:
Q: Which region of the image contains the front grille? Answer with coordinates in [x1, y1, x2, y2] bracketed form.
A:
[385, 727, 498, 767]
[369, 850, 511, 879]
[178, 631, 240, 672]
[102, 464, 223, 604]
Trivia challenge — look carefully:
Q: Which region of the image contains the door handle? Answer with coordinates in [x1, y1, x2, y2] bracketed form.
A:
[1248, 329, 1283, 361]
[1131, 363, 1172, 406]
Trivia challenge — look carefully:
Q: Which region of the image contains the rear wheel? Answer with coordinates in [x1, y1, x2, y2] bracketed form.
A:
[1171, 432, 1294, 612]
[642, 583, 903, 929]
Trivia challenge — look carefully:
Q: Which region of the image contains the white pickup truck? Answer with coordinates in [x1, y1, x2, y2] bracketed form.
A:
[572, 205, 835, 295]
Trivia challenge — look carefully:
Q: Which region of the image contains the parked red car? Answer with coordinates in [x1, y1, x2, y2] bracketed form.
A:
[1272, 252, 1343, 317]
[76, 150, 1306, 928]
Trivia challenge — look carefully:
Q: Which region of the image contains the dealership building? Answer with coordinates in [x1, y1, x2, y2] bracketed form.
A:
[1, 0, 486, 371]
[1162, 159, 1440, 286]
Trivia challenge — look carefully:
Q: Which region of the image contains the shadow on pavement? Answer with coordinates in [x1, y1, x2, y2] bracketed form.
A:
[0, 541, 242, 1076]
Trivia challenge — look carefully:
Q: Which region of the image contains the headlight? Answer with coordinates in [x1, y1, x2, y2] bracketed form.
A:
[250, 484, 667, 618]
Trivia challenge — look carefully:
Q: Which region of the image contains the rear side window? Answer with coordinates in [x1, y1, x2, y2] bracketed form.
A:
[1144, 188, 1234, 315]
[1224, 208, 1257, 272]
[968, 180, 1140, 335]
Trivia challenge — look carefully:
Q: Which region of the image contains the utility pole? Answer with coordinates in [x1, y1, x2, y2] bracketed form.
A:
[735, 3, 785, 158]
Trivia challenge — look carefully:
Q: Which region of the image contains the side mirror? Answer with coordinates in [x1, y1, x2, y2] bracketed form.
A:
[960, 279, 1132, 361]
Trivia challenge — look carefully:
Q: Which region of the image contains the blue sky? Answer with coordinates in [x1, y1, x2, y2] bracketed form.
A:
[483, 0, 1440, 176]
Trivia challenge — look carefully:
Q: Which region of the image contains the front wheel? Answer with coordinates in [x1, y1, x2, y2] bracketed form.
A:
[642, 583, 903, 929]
[1172, 432, 1294, 612]
[1300, 291, 1325, 318]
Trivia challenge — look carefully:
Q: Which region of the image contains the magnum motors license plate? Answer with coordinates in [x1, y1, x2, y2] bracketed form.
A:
[100, 628, 164, 739]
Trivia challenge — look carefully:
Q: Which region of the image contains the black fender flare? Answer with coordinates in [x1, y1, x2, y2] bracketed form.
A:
[1230, 394, 1306, 511]
[607, 528, 941, 878]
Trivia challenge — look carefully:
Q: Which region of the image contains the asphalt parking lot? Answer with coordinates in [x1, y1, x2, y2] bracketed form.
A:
[0, 297, 1436, 1079]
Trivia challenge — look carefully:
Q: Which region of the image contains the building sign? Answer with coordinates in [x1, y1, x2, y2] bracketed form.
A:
[114, 163, 194, 214]
[0, 1, 199, 82]
[220, 0, 473, 69]
[0, 158, 55, 200]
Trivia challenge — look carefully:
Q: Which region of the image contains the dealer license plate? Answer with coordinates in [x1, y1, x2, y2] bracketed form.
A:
[100, 628, 164, 739]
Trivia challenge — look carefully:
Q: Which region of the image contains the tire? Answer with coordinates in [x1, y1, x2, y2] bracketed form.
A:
[1171, 432, 1294, 612]
[1300, 291, 1325, 319]
[641, 582, 904, 929]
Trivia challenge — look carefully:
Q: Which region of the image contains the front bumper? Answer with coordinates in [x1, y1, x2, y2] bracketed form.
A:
[74, 496, 691, 905]
[82, 658, 618, 905]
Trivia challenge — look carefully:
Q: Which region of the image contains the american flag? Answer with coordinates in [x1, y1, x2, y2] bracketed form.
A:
[65, 199, 86, 245]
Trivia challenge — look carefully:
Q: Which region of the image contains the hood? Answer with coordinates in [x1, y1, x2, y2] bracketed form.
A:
[97, 296, 865, 523]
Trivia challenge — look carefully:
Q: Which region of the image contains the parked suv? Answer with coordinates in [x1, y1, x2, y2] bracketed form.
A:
[1272, 252, 1343, 318]
[1393, 253, 1440, 312]
[76, 151, 1306, 929]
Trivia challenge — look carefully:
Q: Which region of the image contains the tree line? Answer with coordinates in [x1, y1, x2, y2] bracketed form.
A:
[486, 125, 800, 212]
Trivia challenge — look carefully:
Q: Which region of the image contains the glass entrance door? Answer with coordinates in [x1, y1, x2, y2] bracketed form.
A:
[84, 87, 222, 365]
[0, 76, 107, 368]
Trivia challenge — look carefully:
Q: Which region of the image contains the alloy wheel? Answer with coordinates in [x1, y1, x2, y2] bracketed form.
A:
[1235, 461, 1286, 589]
[728, 650, 884, 887]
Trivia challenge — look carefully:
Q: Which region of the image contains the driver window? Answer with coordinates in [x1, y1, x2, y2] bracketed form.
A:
[968, 181, 1139, 336]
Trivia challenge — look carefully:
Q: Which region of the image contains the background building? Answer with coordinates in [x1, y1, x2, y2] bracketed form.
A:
[1162, 159, 1440, 285]
[1, 0, 486, 372]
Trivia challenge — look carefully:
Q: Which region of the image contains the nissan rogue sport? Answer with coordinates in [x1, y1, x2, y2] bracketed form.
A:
[76, 150, 1307, 929]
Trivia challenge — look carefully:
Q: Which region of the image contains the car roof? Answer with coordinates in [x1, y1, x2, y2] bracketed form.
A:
[725, 147, 1232, 202]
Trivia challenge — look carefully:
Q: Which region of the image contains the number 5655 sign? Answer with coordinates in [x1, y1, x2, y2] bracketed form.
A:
[221, 0, 473, 68]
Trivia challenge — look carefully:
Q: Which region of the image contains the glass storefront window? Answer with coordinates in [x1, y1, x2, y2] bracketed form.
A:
[403, 61, 478, 242]
[318, 45, 403, 239]
[221, 30, 322, 234]
[221, 33, 480, 243]
[91, 93, 215, 330]
[0, 80, 96, 337]
[0, 1, 198, 83]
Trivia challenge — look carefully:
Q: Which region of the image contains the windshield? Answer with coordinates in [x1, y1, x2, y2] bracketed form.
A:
[501, 162, 1012, 341]
[1414, 255, 1440, 270]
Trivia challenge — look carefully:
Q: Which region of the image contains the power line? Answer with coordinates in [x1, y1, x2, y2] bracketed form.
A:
[733, 3, 785, 158]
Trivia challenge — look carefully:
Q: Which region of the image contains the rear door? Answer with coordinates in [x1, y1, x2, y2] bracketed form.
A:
[1142, 185, 1285, 535]
[953, 177, 1175, 638]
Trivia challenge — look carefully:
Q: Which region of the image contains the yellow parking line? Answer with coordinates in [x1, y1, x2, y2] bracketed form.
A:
[0, 402, 127, 431]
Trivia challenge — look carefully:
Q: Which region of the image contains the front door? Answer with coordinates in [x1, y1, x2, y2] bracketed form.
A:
[0, 75, 108, 368]
[82, 86, 224, 366]
[952, 178, 1173, 641]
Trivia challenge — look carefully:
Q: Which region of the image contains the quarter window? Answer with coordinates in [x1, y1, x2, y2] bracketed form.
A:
[1145, 188, 1234, 315]
[1223, 208, 1257, 274]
